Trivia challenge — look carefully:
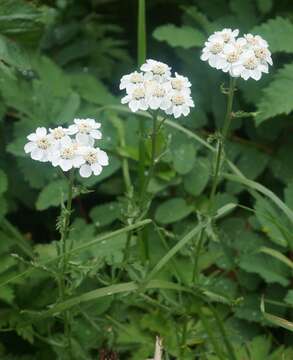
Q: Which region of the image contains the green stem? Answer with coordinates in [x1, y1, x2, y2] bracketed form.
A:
[209, 77, 236, 213]
[137, 0, 147, 195]
[59, 169, 74, 355]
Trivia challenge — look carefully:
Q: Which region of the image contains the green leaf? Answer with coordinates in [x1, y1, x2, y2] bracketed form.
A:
[255, 63, 293, 125]
[35, 179, 68, 210]
[261, 297, 293, 331]
[184, 157, 210, 196]
[153, 24, 205, 49]
[252, 17, 293, 53]
[173, 143, 195, 175]
[284, 181, 293, 210]
[0, 170, 8, 195]
[155, 198, 193, 224]
[284, 290, 293, 306]
[254, 197, 290, 247]
[239, 253, 290, 286]
[89, 202, 121, 227]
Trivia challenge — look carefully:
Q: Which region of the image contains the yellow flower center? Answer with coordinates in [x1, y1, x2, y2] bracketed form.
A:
[52, 128, 64, 140]
[254, 47, 267, 60]
[226, 51, 239, 63]
[171, 79, 183, 90]
[85, 151, 97, 164]
[210, 42, 223, 54]
[78, 123, 91, 133]
[244, 57, 258, 70]
[61, 146, 75, 159]
[133, 87, 145, 100]
[172, 94, 185, 106]
[152, 64, 166, 75]
[153, 86, 165, 98]
[130, 73, 143, 84]
[37, 137, 50, 150]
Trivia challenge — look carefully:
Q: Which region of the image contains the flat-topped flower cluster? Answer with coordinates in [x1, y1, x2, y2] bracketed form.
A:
[120, 59, 194, 118]
[201, 28, 272, 81]
[24, 118, 109, 178]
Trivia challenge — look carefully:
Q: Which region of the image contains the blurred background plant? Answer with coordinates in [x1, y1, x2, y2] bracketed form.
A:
[0, 0, 293, 359]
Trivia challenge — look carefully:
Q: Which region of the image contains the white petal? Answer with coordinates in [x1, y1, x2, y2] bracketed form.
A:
[173, 106, 181, 118]
[182, 106, 190, 116]
[76, 133, 90, 145]
[31, 148, 43, 160]
[98, 149, 109, 166]
[121, 95, 130, 104]
[36, 127, 47, 137]
[24, 142, 36, 153]
[27, 133, 37, 141]
[73, 156, 85, 168]
[251, 69, 262, 81]
[91, 163, 102, 175]
[129, 100, 139, 112]
[90, 129, 102, 139]
[60, 159, 72, 171]
[79, 164, 92, 178]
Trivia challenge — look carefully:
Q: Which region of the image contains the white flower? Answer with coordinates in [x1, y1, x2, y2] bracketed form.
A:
[121, 84, 148, 112]
[201, 37, 225, 69]
[140, 59, 171, 82]
[119, 71, 145, 92]
[49, 126, 69, 146]
[208, 28, 239, 43]
[24, 127, 55, 162]
[170, 72, 191, 93]
[165, 91, 194, 118]
[201, 29, 272, 81]
[51, 137, 85, 171]
[68, 118, 102, 146]
[79, 147, 109, 178]
[231, 50, 268, 81]
[145, 80, 171, 111]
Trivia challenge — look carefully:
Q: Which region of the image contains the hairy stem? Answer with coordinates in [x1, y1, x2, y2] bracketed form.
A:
[59, 169, 74, 355]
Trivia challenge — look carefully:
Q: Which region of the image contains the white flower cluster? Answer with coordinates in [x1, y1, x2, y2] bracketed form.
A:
[24, 119, 109, 178]
[201, 28, 272, 81]
[120, 59, 194, 118]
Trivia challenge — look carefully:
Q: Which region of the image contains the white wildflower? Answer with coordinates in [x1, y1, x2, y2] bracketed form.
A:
[170, 72, 191, 93]
[119, 71, 145, 92]
[51, 137, 84, 172]
[24, 127, 54, 162]
[79, 147, 109, 178]
[49, 126, 69, 146]
[165, 91, 194, 118]
[68, 118, 102, 145]
[140, 59, 171, 82]
[201, 29, 272, 80]
[145, 81, 171, 111]
[121, 84, 148, 112]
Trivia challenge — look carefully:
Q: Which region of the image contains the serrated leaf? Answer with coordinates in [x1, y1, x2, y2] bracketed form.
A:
[155, 198, 193, 224]
[252, 17, 293, 53]
[239, 253, 290, 286]
[183, 157, 210, 196]
[36, 179, 68, 210]
[256, 63, 293, 125]
[153, 24, 205, 49]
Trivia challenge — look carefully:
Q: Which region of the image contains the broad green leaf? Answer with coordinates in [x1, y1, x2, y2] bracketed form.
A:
[184, 157, 210, 196]
[153, 24, 205, 49]
[173, 143, 195, 175]
[0, 170, 8, 195]
[239, 253, 290, 286]
[70, 73, 116, 105]
[89, 202, 121, 227]
[256, 63, 293, 125]
[252, 17, 293, 53]
[155, 198, 193, 224]
[35, 179, 68, 211]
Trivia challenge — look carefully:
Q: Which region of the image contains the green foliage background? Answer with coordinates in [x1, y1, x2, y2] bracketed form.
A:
[0, 0, 293, 359]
